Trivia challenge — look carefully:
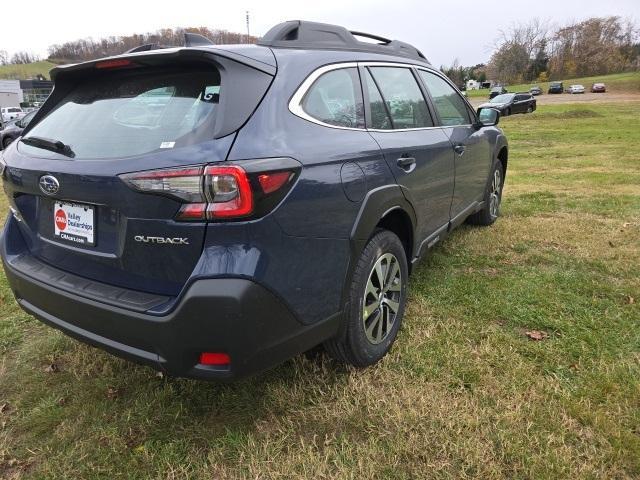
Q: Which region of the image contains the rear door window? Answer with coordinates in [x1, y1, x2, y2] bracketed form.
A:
[301, 68, 364, 128]
[368, 67, 433, 129]
[364, 69, 392, 130]
[418, 70, 471, 126]
[21, 68, 221, 160]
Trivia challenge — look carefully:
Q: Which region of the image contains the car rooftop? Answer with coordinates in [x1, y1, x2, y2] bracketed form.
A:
[50, 20, 432, 81]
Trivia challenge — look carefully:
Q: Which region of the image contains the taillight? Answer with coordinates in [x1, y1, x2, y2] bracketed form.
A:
[119, 159, 300, 221]
[204, 165, 253, 218]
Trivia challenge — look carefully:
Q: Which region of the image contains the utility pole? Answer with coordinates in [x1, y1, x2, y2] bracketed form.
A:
[246, 11, 250, 39]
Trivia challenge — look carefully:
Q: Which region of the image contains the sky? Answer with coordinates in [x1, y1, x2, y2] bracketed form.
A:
[0, 0, 637, 67]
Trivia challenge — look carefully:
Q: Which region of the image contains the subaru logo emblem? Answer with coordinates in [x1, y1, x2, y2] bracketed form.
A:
[39, 175, 60, 195]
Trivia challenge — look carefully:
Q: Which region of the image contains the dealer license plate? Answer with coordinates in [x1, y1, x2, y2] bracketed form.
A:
[53, 201, 95, 246]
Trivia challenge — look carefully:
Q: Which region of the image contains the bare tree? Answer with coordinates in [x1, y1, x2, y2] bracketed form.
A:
[48, 26, 258, 63]
[487, 19, 550, 84]
[0, 50, 8, 66]
[9, 51, 40, 64]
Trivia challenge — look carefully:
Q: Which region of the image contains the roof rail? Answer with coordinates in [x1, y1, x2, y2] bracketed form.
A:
[257, 20, 429, 63]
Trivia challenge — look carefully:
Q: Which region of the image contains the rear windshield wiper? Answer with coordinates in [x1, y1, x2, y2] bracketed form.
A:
[21, 136, 75, 158]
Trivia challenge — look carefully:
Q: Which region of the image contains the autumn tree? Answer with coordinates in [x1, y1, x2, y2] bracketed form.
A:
[548, 16, 639, 78]
[48, 27, 258, 63]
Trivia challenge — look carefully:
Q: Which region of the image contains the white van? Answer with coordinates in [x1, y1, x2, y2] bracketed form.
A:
[1, 107, 26, 123]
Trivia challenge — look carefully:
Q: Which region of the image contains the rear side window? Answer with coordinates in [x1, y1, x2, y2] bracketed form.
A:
[368, 67, 433, 129]
[21, 68, 221, 160]
[301, 68, 364, 128]
[419, 71, 471, 126]
[364, 70, 392, 130]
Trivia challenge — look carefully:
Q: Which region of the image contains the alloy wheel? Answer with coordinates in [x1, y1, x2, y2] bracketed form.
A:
[489, 168, 502, 219]
[362, 253, 402, 344]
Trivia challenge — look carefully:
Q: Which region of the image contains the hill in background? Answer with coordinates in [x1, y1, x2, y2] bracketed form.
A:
[0, 60, 58, 80]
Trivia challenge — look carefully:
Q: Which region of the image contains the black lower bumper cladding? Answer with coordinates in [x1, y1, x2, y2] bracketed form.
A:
[1, 220, 339, 380]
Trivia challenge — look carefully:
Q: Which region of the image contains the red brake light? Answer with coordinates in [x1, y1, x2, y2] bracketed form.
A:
[95, 59, 134, 69]
[199, 352, 230, 366]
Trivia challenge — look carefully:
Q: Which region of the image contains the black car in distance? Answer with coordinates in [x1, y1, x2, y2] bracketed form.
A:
[548, 81, 564, 94]
[479, 93, 536, 116]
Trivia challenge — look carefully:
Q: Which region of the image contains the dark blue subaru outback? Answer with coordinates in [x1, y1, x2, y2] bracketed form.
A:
[0, 21, 507, 380]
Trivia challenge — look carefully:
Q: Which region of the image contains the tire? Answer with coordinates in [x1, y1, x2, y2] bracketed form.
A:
[324, 229, 408, 367]
[2, 137, 12, 149]
[505, 108, 511, 116]
[467, 160, 505, 226]
[527, 106, 533, 114]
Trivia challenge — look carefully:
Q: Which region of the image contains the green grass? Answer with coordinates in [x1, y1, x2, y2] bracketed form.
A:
[0, 61, 58, 80]
[466, 71, 640, 97]
[1, 101, 639, 479]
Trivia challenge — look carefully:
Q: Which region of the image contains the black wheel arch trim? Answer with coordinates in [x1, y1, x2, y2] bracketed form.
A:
[349, 184, 417, 253]
[333, 184, 417, 341]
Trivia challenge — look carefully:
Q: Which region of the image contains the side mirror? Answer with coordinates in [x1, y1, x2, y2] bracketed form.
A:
[476, 107, 500, 127]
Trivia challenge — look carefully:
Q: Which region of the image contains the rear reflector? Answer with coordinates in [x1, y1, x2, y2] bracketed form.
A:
[199, 352, 230, 366]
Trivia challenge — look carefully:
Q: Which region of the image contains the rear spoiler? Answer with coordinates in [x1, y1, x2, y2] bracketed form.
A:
[32, 48, 277, 140]
[50, 46, 276, 80]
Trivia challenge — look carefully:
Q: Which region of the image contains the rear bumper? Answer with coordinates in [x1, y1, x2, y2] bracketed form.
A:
[1, 221, 339, 381]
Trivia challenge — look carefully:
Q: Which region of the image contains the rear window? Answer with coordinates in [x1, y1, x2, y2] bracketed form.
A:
[21, 68, 221, 160]
[301, 68, 364, 128]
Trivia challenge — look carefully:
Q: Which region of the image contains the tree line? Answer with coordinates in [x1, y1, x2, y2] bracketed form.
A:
[0, 50, 40, 65]
[0, 26, 257, 67]
[484, 16, 639, 85]
[441, 16, 639, 87]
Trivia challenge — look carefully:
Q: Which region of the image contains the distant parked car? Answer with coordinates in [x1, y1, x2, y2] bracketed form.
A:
[0, 110, 37, 149]
[568, 84, 585, 94]
[548, 81, 564, 94]
[489, 86, 508, 99]
[529, 85, 542, 96]
[1, 107, 26, 123]
[478, 92, 536, 116]
[591, 83, 606, 93]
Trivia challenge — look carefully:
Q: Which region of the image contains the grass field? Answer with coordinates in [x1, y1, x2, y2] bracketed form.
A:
[0, 100, 639, 479]
[0, 61, 58, 80]
[466, 71, 640, 98]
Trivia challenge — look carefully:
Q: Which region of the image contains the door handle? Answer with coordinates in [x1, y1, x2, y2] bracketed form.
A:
[396, 156, 416, 171]
[453, 144, 465, 156]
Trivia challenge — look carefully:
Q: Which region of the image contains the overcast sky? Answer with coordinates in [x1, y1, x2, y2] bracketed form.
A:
[1, 0, 637, 66]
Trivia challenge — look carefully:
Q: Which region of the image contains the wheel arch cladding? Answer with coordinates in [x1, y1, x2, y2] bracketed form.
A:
[498, 145, 508, 175]
[350, 185, 417, 261]
[376, 208, 413, 269]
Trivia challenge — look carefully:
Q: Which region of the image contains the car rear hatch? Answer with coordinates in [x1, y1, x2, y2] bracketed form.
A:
[1, 48, 275, 296]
